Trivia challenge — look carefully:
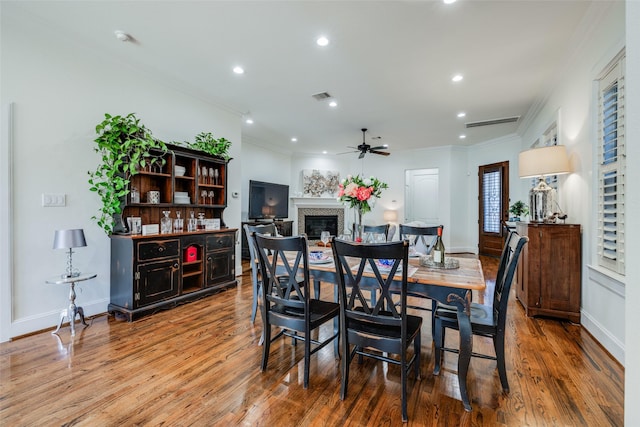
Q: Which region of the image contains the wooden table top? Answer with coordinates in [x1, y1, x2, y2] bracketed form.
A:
[304, 247, 486, 292]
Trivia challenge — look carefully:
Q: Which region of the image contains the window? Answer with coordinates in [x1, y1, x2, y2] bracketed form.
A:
[597, 51, 625, 275]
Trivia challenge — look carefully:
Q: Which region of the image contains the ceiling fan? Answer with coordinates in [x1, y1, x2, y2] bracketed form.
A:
[340, 128, 390, 159]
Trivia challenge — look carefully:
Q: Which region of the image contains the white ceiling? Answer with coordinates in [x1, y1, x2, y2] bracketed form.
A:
[6, 0, 593, 156]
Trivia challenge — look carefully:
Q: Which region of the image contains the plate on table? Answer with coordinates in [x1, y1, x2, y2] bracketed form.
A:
[309, 256, 333, 265]
[374, 259, 403, 273]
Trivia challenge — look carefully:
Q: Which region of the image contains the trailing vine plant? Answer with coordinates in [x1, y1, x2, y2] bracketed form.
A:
[88, 113, 167, 234]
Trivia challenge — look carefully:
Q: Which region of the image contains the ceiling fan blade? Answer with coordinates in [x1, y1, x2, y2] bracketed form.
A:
[358, 151, 366, 159]
[337, 150, 359, 155]
[369, 145, 387, 150]
[369, 150, 390, 156]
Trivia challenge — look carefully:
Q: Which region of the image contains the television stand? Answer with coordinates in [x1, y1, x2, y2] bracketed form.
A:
[241, 220, 293, 259]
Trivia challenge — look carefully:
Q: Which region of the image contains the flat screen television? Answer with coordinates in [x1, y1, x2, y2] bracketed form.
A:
[248, 180, 289, 220]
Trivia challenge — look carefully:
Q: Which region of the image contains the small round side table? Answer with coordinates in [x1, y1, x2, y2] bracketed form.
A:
[46, 272, 97, 336]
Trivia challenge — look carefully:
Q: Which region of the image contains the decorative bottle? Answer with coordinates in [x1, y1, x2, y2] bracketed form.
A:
[433, 226, 445, 266]
[161, 210, 173, 234]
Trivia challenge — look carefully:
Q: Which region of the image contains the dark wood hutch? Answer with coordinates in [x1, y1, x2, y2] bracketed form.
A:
[108, 143, 237, 321]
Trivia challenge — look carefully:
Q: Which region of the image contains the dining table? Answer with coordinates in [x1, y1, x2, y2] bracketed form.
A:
[303, 245, 486, 412]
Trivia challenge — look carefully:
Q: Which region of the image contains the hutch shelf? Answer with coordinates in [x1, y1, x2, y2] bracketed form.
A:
[108, 143, 237, 321]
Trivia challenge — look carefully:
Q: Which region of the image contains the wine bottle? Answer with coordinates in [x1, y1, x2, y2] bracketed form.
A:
[433, 226, 445, 266]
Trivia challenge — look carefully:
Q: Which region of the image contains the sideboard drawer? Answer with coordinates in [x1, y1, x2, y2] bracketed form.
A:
[206, 233, 234, 251]
[137, 239, 180, 261]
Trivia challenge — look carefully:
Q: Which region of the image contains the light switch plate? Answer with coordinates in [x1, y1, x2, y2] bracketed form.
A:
[42, 193, 66, 207]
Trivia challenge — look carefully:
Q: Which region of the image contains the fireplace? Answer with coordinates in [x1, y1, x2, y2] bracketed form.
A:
[293, 198, 346, 241]
[305, 215, 338, 239]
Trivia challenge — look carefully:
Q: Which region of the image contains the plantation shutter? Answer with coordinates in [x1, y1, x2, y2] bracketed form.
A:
[597, 54, 625, 274]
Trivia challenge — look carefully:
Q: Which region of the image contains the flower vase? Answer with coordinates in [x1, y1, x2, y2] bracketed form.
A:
[353, 207, 364, 242]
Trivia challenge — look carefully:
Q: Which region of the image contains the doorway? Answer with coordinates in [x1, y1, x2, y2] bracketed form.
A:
[404, 168, 439, 224]
[478, 161, 509, 257]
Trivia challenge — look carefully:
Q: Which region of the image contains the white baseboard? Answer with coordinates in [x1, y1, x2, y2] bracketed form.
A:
[581, 309, 625, 366]
[9, 298, 109, 339]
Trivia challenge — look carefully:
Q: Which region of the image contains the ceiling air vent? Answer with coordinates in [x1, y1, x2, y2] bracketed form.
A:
[312, 92, 332, 101]
[465, 116, 520, 128]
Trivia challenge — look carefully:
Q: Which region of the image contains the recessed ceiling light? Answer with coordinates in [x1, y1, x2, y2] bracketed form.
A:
[452, 74, 464, 82]
[443, 0, 457, 4]
[329, 100, 338, 108]
[245, 118, 254, 124]
[114, 30, 131, 42]
[233, 66, 245, 74]
[457, 112, 466, 118]
[459, 134, 466, 139]
[322, 150, 328, 154]
[316, 36, 329, 47]
[291, 137, 298, 143]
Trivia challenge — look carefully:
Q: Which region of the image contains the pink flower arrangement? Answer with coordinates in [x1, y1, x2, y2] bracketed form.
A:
[337, 174, 388, 214]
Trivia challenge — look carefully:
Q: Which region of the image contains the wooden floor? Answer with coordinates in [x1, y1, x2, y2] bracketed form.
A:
[0, 255, 624, 426]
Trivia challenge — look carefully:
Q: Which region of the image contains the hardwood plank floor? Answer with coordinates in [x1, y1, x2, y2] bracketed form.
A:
[0, 255, 623, 426]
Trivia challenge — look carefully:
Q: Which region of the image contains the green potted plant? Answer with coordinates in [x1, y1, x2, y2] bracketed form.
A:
[509, 200, 530, 221]
[189, 132, 232, 160]
[88, 113, 167, 234]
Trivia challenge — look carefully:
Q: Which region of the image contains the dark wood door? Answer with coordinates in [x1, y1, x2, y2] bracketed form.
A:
[478, 161, 509, 257]
[137, 258, 180, 306]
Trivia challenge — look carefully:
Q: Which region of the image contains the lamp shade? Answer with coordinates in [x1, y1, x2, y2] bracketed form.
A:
[518, 145, 571, 179]
[53, 229, 87, 250]
[383, 209, 398, 222]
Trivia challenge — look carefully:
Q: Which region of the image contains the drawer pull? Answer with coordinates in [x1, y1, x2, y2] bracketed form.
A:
[159, 247, 164, 252]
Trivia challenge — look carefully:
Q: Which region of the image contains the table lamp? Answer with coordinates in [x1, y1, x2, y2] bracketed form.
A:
[383, 209, 398, 223]
[53, 229, 87, 278]
[518, 145, 571, 222]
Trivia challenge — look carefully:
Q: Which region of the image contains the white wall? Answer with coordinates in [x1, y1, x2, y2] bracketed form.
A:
[1, 7, 242, 340]
[240, 141, 293, 221]
[624, 0, 639, 423]
[517, 1, 626, 363]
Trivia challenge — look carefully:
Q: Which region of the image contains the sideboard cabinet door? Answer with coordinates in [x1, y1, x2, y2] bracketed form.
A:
[515, 223, 581, 323]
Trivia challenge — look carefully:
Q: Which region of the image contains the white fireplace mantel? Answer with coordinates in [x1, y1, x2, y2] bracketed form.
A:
[291, 197, 348, 237]
[290, 197, 343, 208]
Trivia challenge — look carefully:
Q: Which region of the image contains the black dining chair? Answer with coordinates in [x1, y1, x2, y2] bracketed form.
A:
[398, 223, 442, 255]
[398, 224, 444, 318]
[331, 238, 422, 422]
[243, 223, 278, 324]
[433, 231, 528, 393]
[363, 223, 391, 242]
[254, 233, 340, 388]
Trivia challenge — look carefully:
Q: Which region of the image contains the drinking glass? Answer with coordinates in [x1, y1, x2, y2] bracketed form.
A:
[208, 190, 215, 205]
[320, 231, 330, 247]
[201, 190, 207, 204]
[201, 166, 208, 184]
[374, 233, 386, 243]
[209, 167, 215, 185]
[213, 169, 219, 185]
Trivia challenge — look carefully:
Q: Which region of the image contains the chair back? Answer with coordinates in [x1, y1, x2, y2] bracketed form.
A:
[254, 234, 311, 319]
[331, 239, 410, 330]
[493, 231, 528, 327]
[244, 223, 277, 263]
[398, 224, 443, 254]
[363, 224, 391, 242]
